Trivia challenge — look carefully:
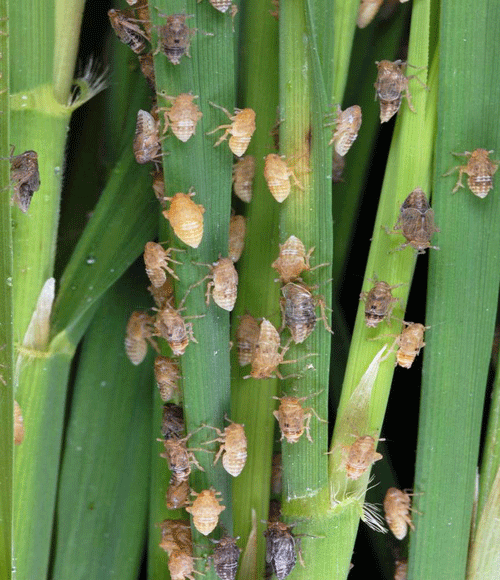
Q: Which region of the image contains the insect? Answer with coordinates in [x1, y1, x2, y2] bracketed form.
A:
[14, 400, 25, 445]
[198, 257, 239, 311]
[158, 432, 204, 482]
[331, 150, 346, 183]
[273, 392, 326, 444]
[394, 559, 408, 580]
[157, 518, 192, 554]
[246, 319, 290, 379]
[8, 149, 40, 213]
[395, 322, 427, 369]
[443, 149, 499, 198]
[280, 282, 331, 344]
[157, 93, 203, 142]
[166, 475, 190, 509]
[205, 0, 233, 13]
[391, 188, 440, 254]
[163, 191, 205, 248]
[374, 59, 428, 123]
[271, 235, 324, 284]
[155, 356, 181, 401]
[232, 155, 255, 203]
[264, 153, 304, 203]
[357, 0, 384, 28]
[125, 311, 159, 365]
[212, 535, 241, 580]
[108, 8, 150, 54]
[144, 241, 182, 286]
[342, 435, 383, 480]
[133, 109, 163, 165]
[229, 214, 246, 262]
[235, 313, 260, 367]
[154, 300, 199, 356]
[152, 168, 166, 205]
[264, 521, 297, 580]
[203, 417, 247, 477]
[161, 403, 185, 440]
[148, 278, 175, 309]
[154, 13, 197, 64]
[168, 549, 200, 580]
[359, 279, 402, 328]
[185, 488, 226, 536]
[207, 103, 256, 157]
[138, 53, 156, 90]
[327, 105, 362, 156]
[383, 487, 416, 540]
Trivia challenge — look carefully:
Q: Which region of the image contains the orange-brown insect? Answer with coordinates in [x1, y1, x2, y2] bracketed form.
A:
[229, 214, 246, 263]
[157, 93, 203, 142]
[166, 475, 191, 509]
[212, 535, 241, 580]
[264, 521, 297, 580]
[444, 149, 499, 198]
[235, 313, 260, 367]
[161, 403, 185, 440]
[359, 280, 401, 328]
[9, 149, 40, 213]
[232, 155, 255, 203]
[394, 559, 408, 580]
[185, 488, 226, 535]
[163, 191, 205, 248]
[280, 282, 332, 344]
[342, 435, 383, 480]
[144, 241, 182, 286]
[246, 319, 290, 379]
[14, 400, 25, 445]
[154, 301, 198, 356]
[138, 53, 156, 90]
[168, 549, 200, 580]
[154, 13, 197, 64]
[384, 487, 415, 539]
[207, 103, 256, 157]
[157, 518, 192, 555]
[392, 188, 440, 254]
[158, 433, 204, 482]
[198, 257, 239, 311]
[204, 418, 247, 477]
[395, 322, 427, 369]
[264, 154, 304, 203]
[374, 60, 427, 123]
[148, 278, 175, 309]
[125, 311, 158, 364]
[108, 8, 150, 54]
[133, 109, 163, 165]
[357, 0, 384, 28]
[271, 235, 318, 284]
[273, 392, 326, 444]
[328, 105, 362, 156]
[155, 356, 181, 401]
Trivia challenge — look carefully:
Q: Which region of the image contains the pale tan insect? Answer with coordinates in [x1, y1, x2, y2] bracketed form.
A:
[392, 188, 440, 254]
[264, 153, 304, 203]
[395, 322, 427, 369]
[186, 488, 226, 535]
[166, 475, 190, 509]
[232, 155, 255, 202]
[157, 518, 192, 555]
[144, 241, 182, 286]
[14, 400, 25, 445]
[273, 392, 326, 444]
[133, 109, 163, 165]
[374, 59, 428, 123]
[229, 214, 246, 262]
[157, 93, 203, 142]
[271, 235, 318, 284]
[204, 0, 232, 13]
[163, 191, 205, 248]
[342, 435, 383, 480]
[108, 8, 150, 54]
[138, 53, 155, 90]
[359, 279, 401, 328]
[158, 433, 204, 482]
[198, 257, 239, 311]
[212, 535, 241, 580]
[148, 278, 175, 309]
[235, 313, 260, 367]
[154, 301, 198, 356]
[161, 403, 185, 440]
[394, 559, 408, 580]
[246, 319, 290, 379]
[443, 149, 499, 198]
[9, 149, 40, 213]
[332, 150, 346, 183]
[328, 105, 362, 156]
[357, 0, 384, 28]
[204, 418, 247, 477]
[125, 311, 159, 364]
[207, 103, 256, 157]
[280, 282, 331, 344]
[154, 13, 196, 64]
[384, 487, 416, 539]
[155, 356, 181, 401]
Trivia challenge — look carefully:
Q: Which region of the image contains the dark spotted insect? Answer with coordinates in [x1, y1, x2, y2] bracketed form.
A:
[161, 403, 185, 440]
[212, 535, 241, 580]
[8, 149, 40, 213]
[264, 521, 297, 580]
[108, 8, 150, 54]
[154, 13, 196, 65]
[359, 279, 402, 328]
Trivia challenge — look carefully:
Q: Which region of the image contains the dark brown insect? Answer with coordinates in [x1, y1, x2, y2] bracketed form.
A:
[9, 149, 40, 213]
[229, 214, 246, 263]
[359, 279, 401, 328]
[235, 313, 260, 367]
[108, 8, 150, 54]
[166, 475, 190, 509]
[185, 488, 226, 536]
[232, 155, 255, 203]
[384, 487, 415, 540]
[357, 0, 384, 28]
[204, 418, 247, 477]
[374, 60, 427, 123]
[138, 53, 156, 90]
[392, 188, 440, 254]
[154, 13, 196, 65]
[161, 403, 185, 440]
[157, 93, 203, 142]
[207, 103, 256, 157]
[444, 149, 499, 198]
[264, 521, 297, 580]
[144, 241, 182, 286]
[133, 109, 163, 165]
[395, 322, 427, 369]
[273, 393, 326, 444]
[158, 432, 204, 482]
[280, 282, 331, 344]
[125, 311, 159, 364]
[212, 535, 241, 580]
[154, 300, 198, 356]
[327, 105, 362, 156]
[342, 435, 383, 480]
[155, 356, 181, 401]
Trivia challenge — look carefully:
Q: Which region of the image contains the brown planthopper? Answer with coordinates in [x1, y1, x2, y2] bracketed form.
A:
[394, 322, 427, 369]
[163, 191, 205, 248]
[125, 311, 159, 365]
[148, 278, 175, 309]
[271, 235, 326, 284]
[273, 392, 327, 444]
[232, 155, 255, 203]
[229, 214, 246, 263]
[327, 105, 362, 156]
[155, 356, 181, 401]
[165, 475, 191, 509]
[264, 153, 304, 203]
[235, 313, 260, 367]
[157, 518, 193, 555]
[264, 521, 298, 580]
[196, 256, 239, 311]
[14, 400, 25, 445]
[153, 299, 199, 356]
[7, 149, 40, 213]
[374, 59, 428, 123]
[357, 0, 384, 28]
[133, 109, 164, 166]
[211, 535, 241, 580]
[207, 103, 256, 156]
[108, 8, 150, 54]
[158, 430, 204, 482]
[342, 434, 383, 480]
[359, 279, 403, 328]
[245, 319, 291, 379]
[185, 488, 226, 536]
[144, 241, 183, 286]
[443, 148, 499, 198]
[138, 53, 156, 90]
[157, 92, 203, 142]
[161, 403, 185, 440]
[383, 487, 416, 540]
[203, 417, 247, 477]
[153, 12, 196, 64]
